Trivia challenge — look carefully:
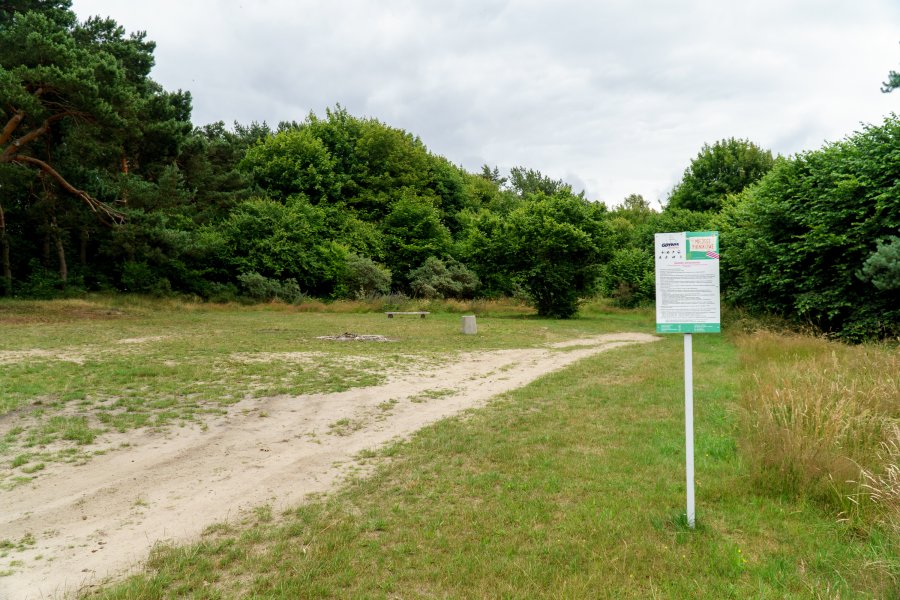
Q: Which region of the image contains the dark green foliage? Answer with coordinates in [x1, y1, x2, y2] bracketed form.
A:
[408, 257, 479, 299]
[243, 106, 465, 221]
[508, 166, 574, 197]
[236, 272, 305, 303]
[668, 138, 774, 212]
[240, 127, 341, 202]
[0, 1, 74, 28]
[99, 210, 215, 297]
[0, 6, 192, 192]
[599, 247, 654, 307]
[858, 236, 900, 291]
[16, 259, 69, 298]
[2, 0, 629, 316]
[0, 1, 200, 294]
[617, 193, 653, 220]
[455, 208, 517, 297]
[120, 261, 170, 296]
[497, 192, 611, 318]
[479, 164, 507, 186]
[175, 121, 269, 223]
[233, 106, 492, 297]
[381, 192, 452, 287]
[216, 196, 348, 298]
[342, 254, 391, 298]
[718, 116, 900, 340]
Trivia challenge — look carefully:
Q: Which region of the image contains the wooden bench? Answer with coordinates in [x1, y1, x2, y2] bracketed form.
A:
[385, 311, 429, 319]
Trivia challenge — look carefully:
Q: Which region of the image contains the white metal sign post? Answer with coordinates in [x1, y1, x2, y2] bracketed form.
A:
[654, 231, 720, 528]
[684, 332, 694, 527]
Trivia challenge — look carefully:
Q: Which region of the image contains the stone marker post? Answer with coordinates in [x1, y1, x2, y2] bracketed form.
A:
[461, 315, 477, 335]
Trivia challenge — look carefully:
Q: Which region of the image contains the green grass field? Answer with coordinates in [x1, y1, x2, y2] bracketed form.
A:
[1, 297, 896, 598]
[1, 296, 644, 486]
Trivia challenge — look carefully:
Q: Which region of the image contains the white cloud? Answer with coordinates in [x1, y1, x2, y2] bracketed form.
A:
[71, 0, 900, 206]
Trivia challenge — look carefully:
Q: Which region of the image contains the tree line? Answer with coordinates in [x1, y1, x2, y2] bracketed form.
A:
[1, 1, 897, 338]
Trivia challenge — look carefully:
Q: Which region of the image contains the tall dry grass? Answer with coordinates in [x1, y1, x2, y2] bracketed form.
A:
[48, 292, 535, 317]
[289, 295, 534, 316]
[737, 331, 899, 535]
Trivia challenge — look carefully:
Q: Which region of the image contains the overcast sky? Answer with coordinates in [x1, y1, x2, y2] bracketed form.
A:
[71, 0, 900, 208]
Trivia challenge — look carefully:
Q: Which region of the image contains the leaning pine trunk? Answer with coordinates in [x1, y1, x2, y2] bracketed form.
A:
[1, 233, 10, 292]
[0, 202, 10, 293]
[51, 216, 67, 285]
[79, 226, 88, 266]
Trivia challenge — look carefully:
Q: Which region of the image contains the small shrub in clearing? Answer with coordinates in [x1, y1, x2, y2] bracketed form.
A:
[343, 254, 392, 298]
[237, 272, 306, 304]
[599, 247, 654, 307]
[408, 257, 479, 299]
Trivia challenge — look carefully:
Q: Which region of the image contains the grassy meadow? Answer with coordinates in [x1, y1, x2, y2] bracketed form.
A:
[0, 295, 643, 487]
[0, 296, 897, 597]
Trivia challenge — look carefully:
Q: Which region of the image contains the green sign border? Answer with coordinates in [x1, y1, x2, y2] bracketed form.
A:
[656, 323, 721, 334]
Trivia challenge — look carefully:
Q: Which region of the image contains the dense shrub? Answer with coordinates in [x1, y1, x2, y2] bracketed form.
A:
[408, 257, 479, 299]
[342, 254, 392, 298]
[217, 196, 348, 298]
[381, 192, 452, 287]
[599, 247, 654, 307]
[237, 271, 305, 303]
[718, 115, 900, 340]
[17, 260, 69, 299]
[119, 262, 147, 293]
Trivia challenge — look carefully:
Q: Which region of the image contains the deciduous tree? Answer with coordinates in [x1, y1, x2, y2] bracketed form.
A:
[667, 138, 773, 212]
[499, 192, 610, 318]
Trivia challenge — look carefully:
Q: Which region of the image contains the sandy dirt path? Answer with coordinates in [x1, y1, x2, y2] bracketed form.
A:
[1, 333, 657, 600]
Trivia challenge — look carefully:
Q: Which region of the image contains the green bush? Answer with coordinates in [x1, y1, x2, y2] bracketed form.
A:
[204, 282, 240, 303]
[342, 254, 392, 298]
[667, 137, 774, 212]
[237, 271, 305, 304]
[16, 260, 85, 299]
[218, 196, 349, 297]
[408, 257, 479, 299]
[600, 247, 654, 307]
[121, 261, 171, 296]
[381, 192, 452, 287]
[718, 115, 900, 340]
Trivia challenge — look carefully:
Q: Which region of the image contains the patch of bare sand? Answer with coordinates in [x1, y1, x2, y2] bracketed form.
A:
[227, 351, 326, 364]
[115, 336, 170, 345]
[0, 349, 87, 366]
[0, 332, 658, 600]
[0, 335, 172, 367]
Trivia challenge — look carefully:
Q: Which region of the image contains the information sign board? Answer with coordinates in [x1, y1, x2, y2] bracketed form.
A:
[654, 231, 720, 333]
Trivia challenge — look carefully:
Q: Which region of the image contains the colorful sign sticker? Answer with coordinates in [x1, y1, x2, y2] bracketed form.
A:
[685, 231, 719, 260]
